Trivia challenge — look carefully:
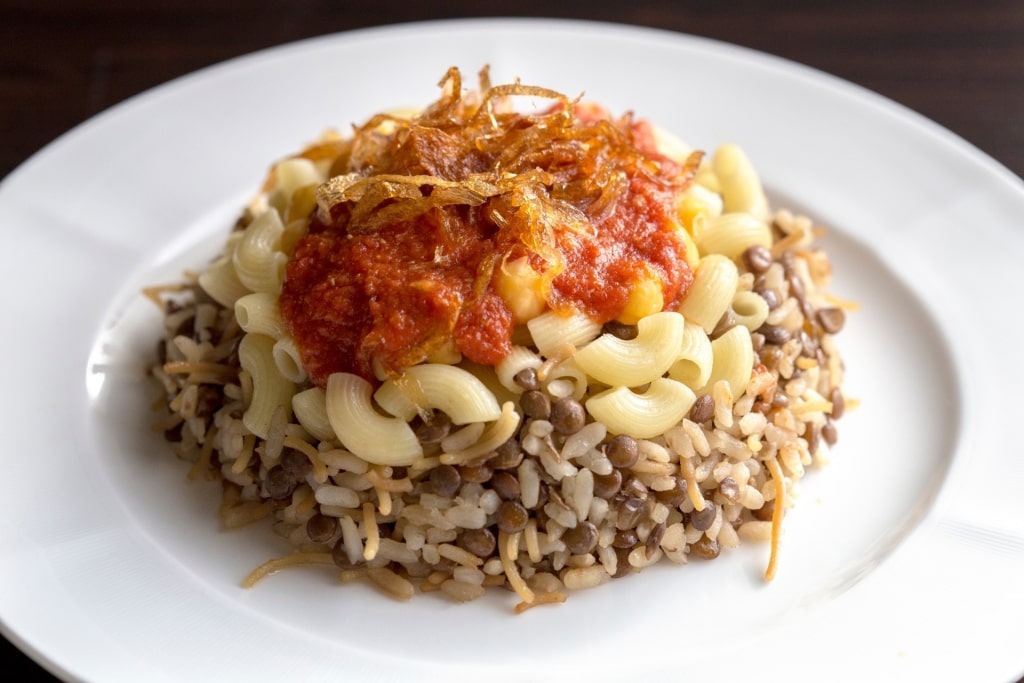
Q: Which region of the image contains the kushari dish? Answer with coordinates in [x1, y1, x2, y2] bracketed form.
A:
[146, 67, 853, 611]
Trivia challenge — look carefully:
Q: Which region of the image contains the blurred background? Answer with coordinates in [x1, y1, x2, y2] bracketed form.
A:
[3, 0, 1023, 182]
[1, 1, 1022, 681]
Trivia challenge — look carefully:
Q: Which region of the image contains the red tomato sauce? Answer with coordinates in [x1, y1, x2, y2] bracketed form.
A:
[279, 97, 696, 387]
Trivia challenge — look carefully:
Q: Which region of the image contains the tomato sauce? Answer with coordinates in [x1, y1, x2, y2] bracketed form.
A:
[279, 87, 697, 386]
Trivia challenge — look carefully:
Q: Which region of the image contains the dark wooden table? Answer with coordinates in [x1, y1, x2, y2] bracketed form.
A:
[2, 1, 1022, 681]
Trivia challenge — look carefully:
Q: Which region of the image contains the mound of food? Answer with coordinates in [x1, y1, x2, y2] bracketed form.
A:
[146, 66, 851, 611]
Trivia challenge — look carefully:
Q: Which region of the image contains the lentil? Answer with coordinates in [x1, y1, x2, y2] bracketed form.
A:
[429, 464, 462, 498]
[690, 502, 717, 531]
[592, 469, 623, 499]
[606, 434, 639, 468]
[563, 520, 599, 555]
[646, 521, 667, 558]
[265, 466, 296, 500]
[718, 477, 740, 503]
[513, 367, 541, 391]
[459, 528, 497, 558]
[496, 500, 529, 534]
[458, 463, 493, 484]
[615, 496, 645, 530]
[654, 476, 688, 508]
[490, 470, 521, 501]
[690, 534, 721, 560]
[306, 513, 338, 543]
[415, 412, 452, 444]
[279, 447, 312, 480]
[612, 547, 633, 578]
[822, 418, 839, 445]
[742, 244, 773, 273]
[550, 397, 586, 434]
[612, 528, 638, 549]
[603, 320, 639, 340]
[688, 394, 715, 424]
[760, 325, 791, 346]
[489, 438, 524, 469]
[520, 390, 551, 419]
[829, 387, 846, 419]
[817, 307, 846, 334]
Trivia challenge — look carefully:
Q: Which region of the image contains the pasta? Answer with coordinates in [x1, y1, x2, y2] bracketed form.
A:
[573, 311, 685, 388]
[148, 67, 851, 611]
[677, 254, 739, 333]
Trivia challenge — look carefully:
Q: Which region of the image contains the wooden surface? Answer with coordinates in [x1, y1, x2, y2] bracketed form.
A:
[1, 1, 1022, 681]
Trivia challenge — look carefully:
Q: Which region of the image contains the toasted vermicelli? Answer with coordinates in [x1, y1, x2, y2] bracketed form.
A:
[148, 67, 851, 611]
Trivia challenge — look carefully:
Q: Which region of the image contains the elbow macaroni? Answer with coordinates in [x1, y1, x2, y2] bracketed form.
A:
[210, 141, 781, 467]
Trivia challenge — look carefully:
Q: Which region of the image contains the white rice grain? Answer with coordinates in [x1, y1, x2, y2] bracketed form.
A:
[572, 469, 594, 521]
[560, 422, 606, 461]
[339, 515, 363, 565]
[562, 565, 610, 591]
[737, 520, 773, 542]
[314, 485, 360, 509]
[445, 503, 487, 529]
[441, 579, 487, 603]
[717, 519, 740, 549]
[519, 459, 541, 509]
[376, 538, 419, 564]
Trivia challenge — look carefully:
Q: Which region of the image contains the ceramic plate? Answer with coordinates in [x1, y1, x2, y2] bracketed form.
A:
[1, 18, 1021, 683]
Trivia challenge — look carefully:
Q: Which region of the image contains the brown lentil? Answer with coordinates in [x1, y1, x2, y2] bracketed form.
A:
[520, 390, 551, 419]
[654, 476, 688, 508]
[615, 496, 645, 530]
[711, 310, 737, 339]
[458, 463, 493, 484]
[603, 320, 639, 340]
[807, 424, 821, 457]
[489, 438, 524, 469]
[688, 394, 714, 424]
[279, 447, 312, 480]
[621, 476, 647, 500]
[563, 520, 599, 555]
[742, 244, 773, 274]
[612, 547, 633, 578]
[606, 434, 639, 468]
[829, 387, 846, 419]
[756, 286, 781, 310]
[690, 502, 717, 531]
[690, 534, 721, 560]
[265, 466, 297, 500]
[490, 470, 521, 501]
[760, 325, 791, 346]
[429, 464, 461, 497]
[645, 521, 667, 558]
[612, 528, 638, 549]
[306, 513, 338, 543]
[331, 537, 359, 568]
[550, 397, 586, 434]
[459, 527, 496, 558]
[816, 307, 846, 334]
[496, 500, 529, 534]
[513, 367, 541, 391]
[194, 385, 222, 418]
[592, 469, 622, 499]
[753, 500, 775, 522]
[415, 412, 452, 444]
[822, 418, 839, 445]
[718, 477, 740, 503]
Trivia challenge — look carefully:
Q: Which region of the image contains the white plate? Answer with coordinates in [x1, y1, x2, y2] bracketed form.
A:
[1, 18, 1021, 683]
